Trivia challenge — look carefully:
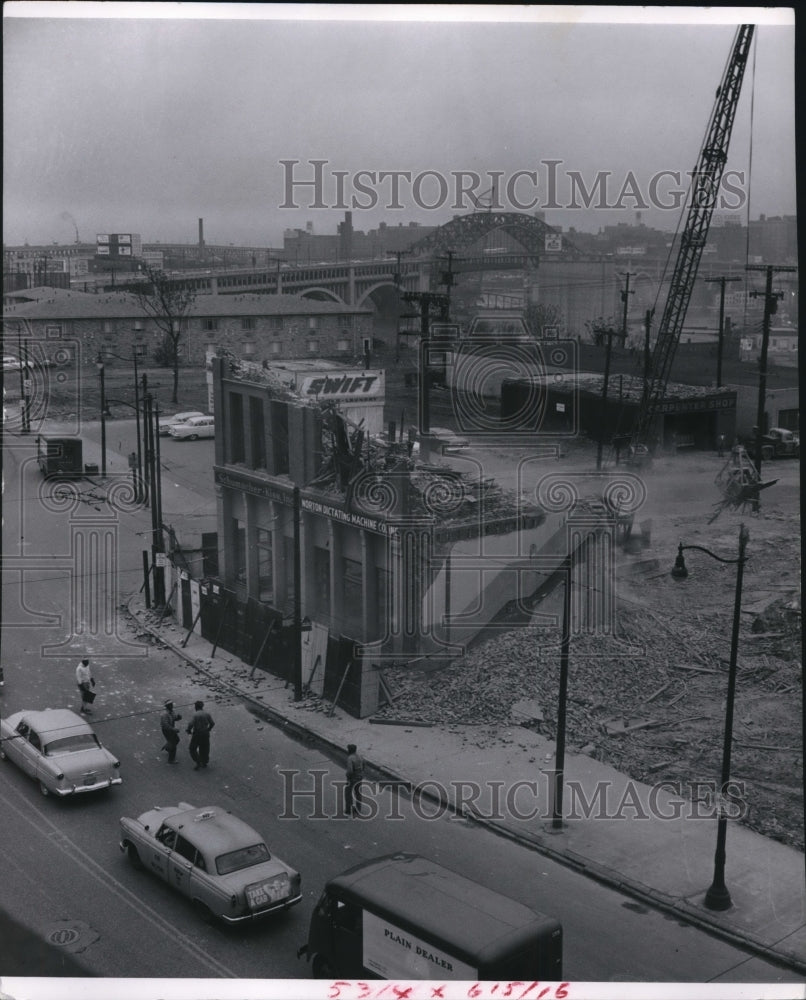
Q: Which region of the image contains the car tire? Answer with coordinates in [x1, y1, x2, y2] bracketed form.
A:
[39, 781, 50, 796]
[126, 843, 144, 870]
[193, 900, 216, 924]
[312, 955, 334, 979]
[188, 434, 198, 441]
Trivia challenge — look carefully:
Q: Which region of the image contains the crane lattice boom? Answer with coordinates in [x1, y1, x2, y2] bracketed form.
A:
[635, 24, 755, 444]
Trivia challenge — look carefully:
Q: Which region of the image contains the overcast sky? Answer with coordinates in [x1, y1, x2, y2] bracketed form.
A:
[3, 4, 796, 248]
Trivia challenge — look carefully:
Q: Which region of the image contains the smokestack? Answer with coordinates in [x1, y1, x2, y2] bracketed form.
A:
[198, 218, 204, 247]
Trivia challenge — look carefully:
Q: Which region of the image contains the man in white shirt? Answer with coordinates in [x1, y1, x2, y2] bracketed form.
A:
[76, 658, 95, 714]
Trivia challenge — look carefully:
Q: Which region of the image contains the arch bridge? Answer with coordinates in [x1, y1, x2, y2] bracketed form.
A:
[107, 212, 578, 309]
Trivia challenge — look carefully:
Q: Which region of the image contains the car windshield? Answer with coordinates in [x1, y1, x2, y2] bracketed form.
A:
[215, 842, 271, 875]
[44, 733, 101, 755]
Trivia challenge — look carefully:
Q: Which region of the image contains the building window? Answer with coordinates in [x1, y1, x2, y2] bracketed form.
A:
[249, 395, 266, 469]
[103, 321, 114, 334]
[270, 400, 289, 475]
[230, 391, 245, 463]
[257, 528, 273, 602]
[241, 317, 256, 331]
[313, 546, 331, 621]
[271, 340, 283, 355]
[342, 557, 363, 638]
[133, 320, 144, 332]
[283, 535, 295, 608]
[45, 325, 62, 340]
[244, 341, 256, 355]
[307, 339, 319, 354]
[203, 319, 218, 331]
[232, 518, 247, 583]
[337, 337, 350, 352]
[376, 568, 392, 638]
[134, 344, 148, 357]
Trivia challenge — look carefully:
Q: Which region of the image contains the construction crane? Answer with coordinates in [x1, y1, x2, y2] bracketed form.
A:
[632, 24, 755, 449]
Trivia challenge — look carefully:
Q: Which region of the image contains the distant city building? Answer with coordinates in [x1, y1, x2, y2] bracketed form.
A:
[96, 232, 142, 259]
[2, 289, 373, 367]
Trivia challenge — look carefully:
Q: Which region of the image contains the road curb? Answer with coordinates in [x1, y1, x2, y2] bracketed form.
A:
[127, 595, 806, 978]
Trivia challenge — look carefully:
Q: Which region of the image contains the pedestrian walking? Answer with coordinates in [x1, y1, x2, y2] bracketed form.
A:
[186, 700, 215, 769]
[344, 743, 364, 817]
[160, 700, 182, 764]
[75, 658, 95, 714]
[717, 433, 726, 458]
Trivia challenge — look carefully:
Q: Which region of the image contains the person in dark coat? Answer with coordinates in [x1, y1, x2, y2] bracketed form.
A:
[344, 743, 364, 817]
[160, 700, 182, 764]
[186, 700, 215, 769]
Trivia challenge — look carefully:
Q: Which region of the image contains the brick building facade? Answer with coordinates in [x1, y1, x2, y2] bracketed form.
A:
[2, 289, 373, 367]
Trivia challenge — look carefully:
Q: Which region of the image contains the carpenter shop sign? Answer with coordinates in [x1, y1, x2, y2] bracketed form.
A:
[300, 370, 384, 401]
[214, 468, 294, 505]
[656, 393, 735, 415]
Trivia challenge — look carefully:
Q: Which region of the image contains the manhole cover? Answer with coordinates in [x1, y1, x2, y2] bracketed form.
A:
[48, 927, 80, 946]
[44, 920, 99, 954]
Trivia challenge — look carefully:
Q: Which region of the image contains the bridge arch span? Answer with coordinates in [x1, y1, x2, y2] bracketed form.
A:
[356, 280, 400, 308]
[299, 287, 345, 304]
[407, 211, 580, 258]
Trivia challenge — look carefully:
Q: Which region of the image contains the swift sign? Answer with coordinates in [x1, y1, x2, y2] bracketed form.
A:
[300, 370, 384, 401]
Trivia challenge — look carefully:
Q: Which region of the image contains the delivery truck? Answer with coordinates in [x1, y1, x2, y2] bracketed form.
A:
[36, 435, 85, 477]
[298, 853, 562, 980]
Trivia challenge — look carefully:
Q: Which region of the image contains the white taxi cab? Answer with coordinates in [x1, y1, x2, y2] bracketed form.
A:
[120, 801, 302, 923]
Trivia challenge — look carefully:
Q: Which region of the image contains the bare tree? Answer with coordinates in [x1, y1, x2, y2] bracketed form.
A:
[524, 301, 564, 339]
[585, 316, 618, 347]
[132, 264, 195, 403]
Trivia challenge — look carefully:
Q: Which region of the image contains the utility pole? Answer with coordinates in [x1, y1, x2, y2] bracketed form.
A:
[402, 290, 448, 438]
[706, 275, 741, 387]
[390, 249, 412, 362]
[746, 264, 797, 496]
[619, 271, 635, 347]
[642, 307, 655, 409]
[438, 250, 462, 321]
[144, 393, 165, 606]
[596, 325, 617, 471]
[141, 372, 150, 497]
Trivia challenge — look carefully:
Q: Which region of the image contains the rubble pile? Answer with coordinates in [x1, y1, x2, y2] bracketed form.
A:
[381, 568, 803, 849]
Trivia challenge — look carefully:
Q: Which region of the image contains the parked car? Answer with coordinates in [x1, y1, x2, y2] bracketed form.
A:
[2, 356, 22, 371]
[0, 708, 122, 797]
[760, 427, 799, 460]
[120, 802, 302, 923]
[426, 426, 470, 453]
[169, 415, 215, 440]
[158, 410, 205, 436]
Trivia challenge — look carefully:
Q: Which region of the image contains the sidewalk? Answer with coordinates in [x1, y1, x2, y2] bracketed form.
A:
[129, 592, 806, 975]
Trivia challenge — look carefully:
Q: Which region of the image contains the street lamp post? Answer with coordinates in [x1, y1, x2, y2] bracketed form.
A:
[671, 523, 750, 910]
[95, 353, 107, 476]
